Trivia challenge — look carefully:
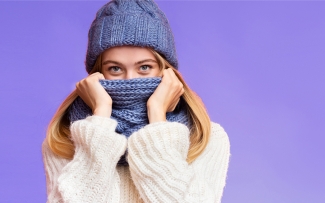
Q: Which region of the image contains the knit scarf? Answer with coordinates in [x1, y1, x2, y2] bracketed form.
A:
[68, 77, 191, 166]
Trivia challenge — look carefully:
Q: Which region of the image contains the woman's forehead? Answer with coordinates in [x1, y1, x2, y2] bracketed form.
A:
[102, 46, 155, 60]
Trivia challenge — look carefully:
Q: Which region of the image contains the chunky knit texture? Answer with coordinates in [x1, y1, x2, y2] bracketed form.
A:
[68, 77, 191, 166]
[86, 0, 178, 73]
[42, 115, 231, 202]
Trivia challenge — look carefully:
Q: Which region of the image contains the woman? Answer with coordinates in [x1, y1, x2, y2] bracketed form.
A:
[42, 0, 231, 202]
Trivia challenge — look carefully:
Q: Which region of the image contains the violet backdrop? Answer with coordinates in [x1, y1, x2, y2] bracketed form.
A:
[0, 1, 324, 202]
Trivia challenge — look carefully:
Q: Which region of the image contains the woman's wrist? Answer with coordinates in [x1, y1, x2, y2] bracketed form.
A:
[93, 107, 112, 118]
[147, 106, 166, 123]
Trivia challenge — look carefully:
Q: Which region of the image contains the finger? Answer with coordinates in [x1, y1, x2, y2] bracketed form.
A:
[166, 68, 178, 80]
[87, 73, 104, 82]
[90, 72, 101, 75]
[88, 71, 101, 77]
[166, 69, 183, 90]
[162, 69, 178, 87]
[162, 68, 175, 78]
[97, 73, 105, 80]
[90, 73, 105, 82]
[161, 68, 168, 78]
[179, 87, 185, 96]
[75, 81, 84, 93]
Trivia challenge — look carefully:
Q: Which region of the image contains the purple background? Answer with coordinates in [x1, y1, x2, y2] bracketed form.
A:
[1, 1, 324, 202]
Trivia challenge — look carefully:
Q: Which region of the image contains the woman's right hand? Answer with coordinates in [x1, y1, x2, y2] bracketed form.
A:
[75, 72, 112, 118]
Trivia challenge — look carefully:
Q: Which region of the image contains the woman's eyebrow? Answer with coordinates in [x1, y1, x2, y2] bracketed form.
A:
[102, 60, 122, 65]
[102, 59, 157, 65]
[135, 59, 157, 65]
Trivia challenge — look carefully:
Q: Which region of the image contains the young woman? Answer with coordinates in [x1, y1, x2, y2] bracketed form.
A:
[42, 0, 231, 202]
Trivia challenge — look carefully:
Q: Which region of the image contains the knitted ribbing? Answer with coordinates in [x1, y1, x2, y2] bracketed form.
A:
[68, 77, 191, 165]
[42, 118, 231, 202]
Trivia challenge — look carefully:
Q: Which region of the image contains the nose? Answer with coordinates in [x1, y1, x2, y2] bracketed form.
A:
[125, 71, 138, 80]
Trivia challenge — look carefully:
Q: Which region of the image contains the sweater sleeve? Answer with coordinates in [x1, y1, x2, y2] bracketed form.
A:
[127, 121, 231, 203]
[42, 115, 128, 203]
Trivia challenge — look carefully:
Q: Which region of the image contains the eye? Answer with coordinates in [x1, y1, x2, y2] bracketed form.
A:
[108, 66, 121, 72]
[139, 65, 151, 71]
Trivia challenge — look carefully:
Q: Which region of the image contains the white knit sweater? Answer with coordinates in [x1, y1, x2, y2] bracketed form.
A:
[42, 115, 231, 203]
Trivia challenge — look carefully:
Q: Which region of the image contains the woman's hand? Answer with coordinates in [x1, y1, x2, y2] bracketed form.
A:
[75, 72, 113, 118]
[147, 68, 184, 123]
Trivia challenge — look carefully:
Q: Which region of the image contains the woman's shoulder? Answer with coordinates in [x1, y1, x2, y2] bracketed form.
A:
[42, 139, 55, 157]
[201, 121, 231, 155]
[191, 121, 230, 171]
[41, 139, 51, 155]
[209, 121, 229, 141]
[41, 139, 71, 168]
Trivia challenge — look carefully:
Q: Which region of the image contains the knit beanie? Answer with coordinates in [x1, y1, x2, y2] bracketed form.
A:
[85, 0, 178, 73]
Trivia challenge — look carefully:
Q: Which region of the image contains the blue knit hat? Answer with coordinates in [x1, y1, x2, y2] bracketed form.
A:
[85, 0, 178, 73]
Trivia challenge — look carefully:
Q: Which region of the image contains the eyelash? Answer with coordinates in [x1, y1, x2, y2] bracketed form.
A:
[108, 66, 121, 72]
[139, 65, 151, 71]
[107, 65, 152, 72]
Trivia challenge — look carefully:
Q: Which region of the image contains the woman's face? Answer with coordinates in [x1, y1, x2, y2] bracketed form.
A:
[101, 46, 162, 80]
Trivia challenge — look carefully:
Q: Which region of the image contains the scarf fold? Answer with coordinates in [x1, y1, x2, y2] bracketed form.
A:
[68, 77, 191, 166]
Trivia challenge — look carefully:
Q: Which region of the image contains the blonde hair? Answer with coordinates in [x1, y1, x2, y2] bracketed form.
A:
[45, 48, 211, 164]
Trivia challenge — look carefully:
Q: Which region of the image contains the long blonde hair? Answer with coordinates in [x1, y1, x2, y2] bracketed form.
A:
[45, 48, 211, 164]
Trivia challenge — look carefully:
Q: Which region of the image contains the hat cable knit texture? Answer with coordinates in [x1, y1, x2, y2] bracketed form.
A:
[68, 77, 191, 165]
[85, 0, 178, 73]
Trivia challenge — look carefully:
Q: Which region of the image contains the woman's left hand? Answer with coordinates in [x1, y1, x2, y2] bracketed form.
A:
[147, 68, 184, 123]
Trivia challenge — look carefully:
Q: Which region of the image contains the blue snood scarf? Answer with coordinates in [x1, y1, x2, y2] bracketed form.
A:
[68, 77, 191, 166]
